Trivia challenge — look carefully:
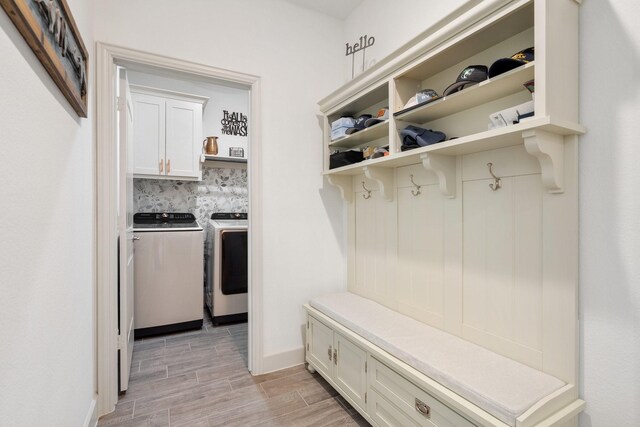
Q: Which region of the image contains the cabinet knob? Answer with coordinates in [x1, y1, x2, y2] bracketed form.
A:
[333, 349, 337, 365]
[159, 158, 164, 173]
[415, 398, 431, 418]
[132, 236, 140, 241]
[328, 345, 332, 361]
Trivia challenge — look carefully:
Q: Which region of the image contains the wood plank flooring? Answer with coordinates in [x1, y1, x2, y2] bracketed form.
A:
[99, 313, 369, 426]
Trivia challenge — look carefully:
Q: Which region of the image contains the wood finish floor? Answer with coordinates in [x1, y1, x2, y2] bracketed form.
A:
[98, 314, 369, 426]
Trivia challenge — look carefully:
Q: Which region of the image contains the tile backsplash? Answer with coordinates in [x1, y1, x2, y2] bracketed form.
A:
[134, 165, 248, 226]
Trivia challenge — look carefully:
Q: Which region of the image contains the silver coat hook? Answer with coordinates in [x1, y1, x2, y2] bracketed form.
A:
[410, 174, 421, 196]
[487, 162, 502, 191]
[361, 181, 372, 199]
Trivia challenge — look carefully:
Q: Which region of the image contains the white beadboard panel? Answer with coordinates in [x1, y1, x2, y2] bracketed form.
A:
[396, 180, 445, 328]
[513, 174, 543, 351]
[351, 176, 397, 308]
[461, 170, 544, 369]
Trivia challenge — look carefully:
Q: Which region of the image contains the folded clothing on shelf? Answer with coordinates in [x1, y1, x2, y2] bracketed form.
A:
[331, 116, 355, 141]
[329, 150, 364, 169]
[400, 125, 446, 151]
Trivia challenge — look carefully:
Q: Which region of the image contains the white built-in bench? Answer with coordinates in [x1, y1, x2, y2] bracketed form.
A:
[305, 292, 584, 427]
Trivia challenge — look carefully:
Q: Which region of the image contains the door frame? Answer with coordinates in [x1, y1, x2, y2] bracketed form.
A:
[95, 42, 264, 416]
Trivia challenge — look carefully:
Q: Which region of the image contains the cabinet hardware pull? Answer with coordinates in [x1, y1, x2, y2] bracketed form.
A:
[410, 174, 422, 196]
[159, 158, 164, 173]
[361, 181, 372, 199]
[415, 398, 431, 418]
[333, 349, 337, 365]
[487, 162, 501, 191]
[132, 236, 140, 241]
[328, 345, 332, 361]
[167, 159, 171, 174]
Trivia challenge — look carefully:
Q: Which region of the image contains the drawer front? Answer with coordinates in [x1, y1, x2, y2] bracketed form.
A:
[368, 357, 476, 427]
[307, 315, 334, 378]
[369, 388, 426, 427]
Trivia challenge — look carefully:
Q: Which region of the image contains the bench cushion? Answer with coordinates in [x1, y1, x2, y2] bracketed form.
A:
[310, 292, 565, 426]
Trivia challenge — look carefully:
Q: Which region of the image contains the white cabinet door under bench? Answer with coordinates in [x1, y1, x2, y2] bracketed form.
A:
[307, 315, 368, 414]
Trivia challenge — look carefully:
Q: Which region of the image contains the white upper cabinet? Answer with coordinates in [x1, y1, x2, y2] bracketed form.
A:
[131, 85, 208, 181]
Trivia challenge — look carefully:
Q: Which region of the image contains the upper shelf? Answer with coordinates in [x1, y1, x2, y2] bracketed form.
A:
[395, 62, 535, 124]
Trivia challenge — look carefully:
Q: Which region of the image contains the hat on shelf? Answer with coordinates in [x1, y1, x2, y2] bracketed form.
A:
[364, 108, 389, 127]
[443, 65, 488, 96]
[395, 89, 441, 116]
[400, 125, 446, 151]
[345, 114, 373, 135]
[489, 47, 534, 78]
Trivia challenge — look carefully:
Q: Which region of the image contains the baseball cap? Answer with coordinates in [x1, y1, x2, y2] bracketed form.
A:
[364, 108, 389, 127]
[345, 114, 372, 135]
[395, 89, 441, 116]
[443, 65, 488, 96]
[489, 47, 534, 78]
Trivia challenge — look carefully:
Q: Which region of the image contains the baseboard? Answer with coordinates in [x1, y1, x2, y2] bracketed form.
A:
[261, 346, 305, 374]
[84, 398, 97, 427]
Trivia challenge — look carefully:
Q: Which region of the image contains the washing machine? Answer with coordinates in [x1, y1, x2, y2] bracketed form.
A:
[133, 212, 204, 337]
[205, 212, 248, 324]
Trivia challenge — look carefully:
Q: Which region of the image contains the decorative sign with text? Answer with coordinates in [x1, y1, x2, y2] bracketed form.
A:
[345, 34, 376, 79]
[221, 110, 248, 136]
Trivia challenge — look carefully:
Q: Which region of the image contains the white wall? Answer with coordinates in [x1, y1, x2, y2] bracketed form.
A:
[94, 0, 347, 368]
[0, 0, 96, 425]
[342, 0, 468, 82]
[579, 1, 640, 425]
[344, 1, 640, 426]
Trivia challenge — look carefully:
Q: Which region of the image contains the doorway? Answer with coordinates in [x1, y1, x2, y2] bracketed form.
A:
[95, 43, 264, 417]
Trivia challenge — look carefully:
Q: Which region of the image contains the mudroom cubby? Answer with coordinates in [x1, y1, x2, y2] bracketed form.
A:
[310, 0, 584, 426]
[325, 81, 390, 169]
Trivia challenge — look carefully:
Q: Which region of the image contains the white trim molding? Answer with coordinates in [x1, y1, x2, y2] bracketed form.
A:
[262, 347, 305, 374]
[95, 42, 263, 417]
[83, 398, 97, 427]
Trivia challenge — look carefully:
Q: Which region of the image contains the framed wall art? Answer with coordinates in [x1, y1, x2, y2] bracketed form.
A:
[1, 0, 88, 117]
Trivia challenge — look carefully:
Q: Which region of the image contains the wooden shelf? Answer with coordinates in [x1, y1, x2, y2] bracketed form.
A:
[329, 121, 390, 149]
[327, 81, 388, 118]
[395, 63, 535, 124]
[200, 154, 247, 164]
[325, 116, 583, 176]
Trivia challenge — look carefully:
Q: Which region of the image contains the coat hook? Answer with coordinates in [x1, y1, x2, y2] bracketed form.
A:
[487, 162, 502, 191]
[410, 174, 421, 196]
[361, 181, 372, 199]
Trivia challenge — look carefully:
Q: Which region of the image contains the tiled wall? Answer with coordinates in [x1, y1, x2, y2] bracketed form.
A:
[134, 165, 248, 226]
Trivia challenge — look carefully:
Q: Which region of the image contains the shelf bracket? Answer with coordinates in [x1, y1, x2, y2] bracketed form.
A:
[363, 166, 394, 202]
[326, 175, 353, 203]
[522, 129, 564, 193]
[420, 153, 456, 198]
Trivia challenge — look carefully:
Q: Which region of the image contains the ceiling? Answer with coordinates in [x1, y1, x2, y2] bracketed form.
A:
[283, 0, 363, 20]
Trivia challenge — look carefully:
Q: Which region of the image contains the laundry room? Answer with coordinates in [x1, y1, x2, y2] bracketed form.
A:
[126, 66, 251, 336]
